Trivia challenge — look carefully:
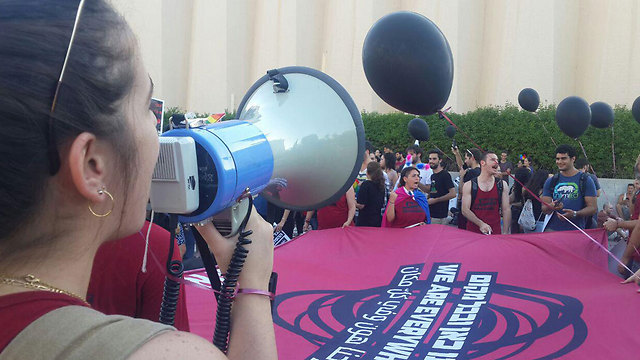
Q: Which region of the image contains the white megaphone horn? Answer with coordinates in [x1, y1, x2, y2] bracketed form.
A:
[150, 66, 365, 235]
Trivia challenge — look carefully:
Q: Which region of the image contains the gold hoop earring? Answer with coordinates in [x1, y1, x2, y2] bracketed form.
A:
[88, 188, 114, 217]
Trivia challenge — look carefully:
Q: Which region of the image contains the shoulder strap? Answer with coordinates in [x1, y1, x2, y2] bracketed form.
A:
[1, 306, 173, 360]
[549, 173, 560, 196]
[496, 178, 504, 208]
[551, 173, 560, 188]
[579, 172, 587, 197]
[470, 177, 479, 208]
[471, 177, 505, 208]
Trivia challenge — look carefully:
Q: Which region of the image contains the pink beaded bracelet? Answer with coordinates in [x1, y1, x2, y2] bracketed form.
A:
[237, 288, 275, 300]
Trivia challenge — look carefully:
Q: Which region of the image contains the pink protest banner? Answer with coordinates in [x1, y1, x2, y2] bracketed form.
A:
[186, 225, 640, 359]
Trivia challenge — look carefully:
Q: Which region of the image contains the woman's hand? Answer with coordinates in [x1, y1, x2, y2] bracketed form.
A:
[195, 208, 274, 290]
[388, 191, 398, 204]
[622, 268, 640, 292]
[603, 218, 618, 232]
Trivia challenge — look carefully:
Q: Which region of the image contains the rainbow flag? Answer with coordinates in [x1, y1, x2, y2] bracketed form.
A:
[206, 113, 226, 124]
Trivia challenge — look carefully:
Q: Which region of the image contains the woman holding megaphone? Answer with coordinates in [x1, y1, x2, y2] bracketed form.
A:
[0, 1, 276, 359]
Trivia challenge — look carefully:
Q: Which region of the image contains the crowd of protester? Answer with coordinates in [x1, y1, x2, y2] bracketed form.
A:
[254, 141, 640, 284]
[169, 139, 640, 291]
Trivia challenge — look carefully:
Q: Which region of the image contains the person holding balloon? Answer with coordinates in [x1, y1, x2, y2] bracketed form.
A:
[453, 148, 482, 230]
[541, 145, 597, 232]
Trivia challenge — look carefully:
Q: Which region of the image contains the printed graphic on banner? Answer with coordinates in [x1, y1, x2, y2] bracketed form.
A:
[273, 230, 291, 247]
[273, 263, 587, 359]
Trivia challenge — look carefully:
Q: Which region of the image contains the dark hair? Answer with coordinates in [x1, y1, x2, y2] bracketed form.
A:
[501, 150, 508, 155]
[480, 151, 496, 163]
[555, 144, 577, 159]
[0, 1, 137, 244]
[524, 169, 550, 199]
[365, 140, 375, 154]
[575, 158, 588, 169]
[398, 166, 419, 188]
[406, 144, 423, 156]
[382, 152, 396, 171]
[366, 161, 386, 192]
[629, 183, 635, 187]
[465, 148, 482, 163]
[428, 149, 443, 160]
[511, 167, 532, 203]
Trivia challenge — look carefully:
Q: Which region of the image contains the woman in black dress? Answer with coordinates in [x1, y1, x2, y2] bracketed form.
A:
[356, 161, 386, 227]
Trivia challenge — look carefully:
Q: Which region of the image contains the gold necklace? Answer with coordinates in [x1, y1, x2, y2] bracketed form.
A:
[0, 274, 89, 305]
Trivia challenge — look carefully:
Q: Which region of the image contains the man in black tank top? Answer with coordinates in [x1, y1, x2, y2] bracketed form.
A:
[461, 151, 511, 235]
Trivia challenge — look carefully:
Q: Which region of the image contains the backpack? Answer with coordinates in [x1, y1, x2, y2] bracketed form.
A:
[470, 177, 504, 209]
[518, 199, 537, 231]
[0, 306, 172, 360]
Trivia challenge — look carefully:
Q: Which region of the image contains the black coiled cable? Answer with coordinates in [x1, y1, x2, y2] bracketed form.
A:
[159, 214, 184, 326]
[213, 197, 254, 353]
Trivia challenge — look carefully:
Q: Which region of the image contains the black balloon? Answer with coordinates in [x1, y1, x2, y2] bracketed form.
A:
[445, 125, 456, 138]
[408, 118, 430, 141]
[362, 11, 454, 115]
[589, 102, 614, 128]
[633, 96, 640, 124]
[555, 96, 591, 139]
[518, 88, 540, 112]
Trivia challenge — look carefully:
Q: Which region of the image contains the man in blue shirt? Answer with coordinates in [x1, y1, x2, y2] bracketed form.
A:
[541, 144, 597, 231]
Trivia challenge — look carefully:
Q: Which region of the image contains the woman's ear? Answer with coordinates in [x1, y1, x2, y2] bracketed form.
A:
[66, 132, 110, 203]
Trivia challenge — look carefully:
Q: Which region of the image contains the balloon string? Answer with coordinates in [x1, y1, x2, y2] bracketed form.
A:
[533, 113, 557, 146]
[541, 123, 557, 146]
[576, 139, 590, 164]
[576, 139, 613, 206]
[611, 126, 617, 177]
[430, 143, 455, 163]
[506, 170, 634, 276]
[437, 111, 484, 151]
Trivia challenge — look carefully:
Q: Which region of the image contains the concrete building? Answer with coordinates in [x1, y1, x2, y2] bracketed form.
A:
[112, 0, 640, 115]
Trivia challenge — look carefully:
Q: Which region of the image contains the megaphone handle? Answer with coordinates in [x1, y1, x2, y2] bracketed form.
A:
[209, 196, 252, 238]
[229, 197, 251, 236]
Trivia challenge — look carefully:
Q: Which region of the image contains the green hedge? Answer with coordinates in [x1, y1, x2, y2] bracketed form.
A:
[161, 104, 639, 178]
[363, 105, 640, 179]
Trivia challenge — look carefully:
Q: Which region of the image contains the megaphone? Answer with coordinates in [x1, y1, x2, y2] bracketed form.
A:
[150, 66, 365, 234]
